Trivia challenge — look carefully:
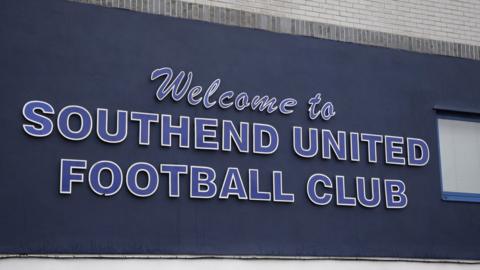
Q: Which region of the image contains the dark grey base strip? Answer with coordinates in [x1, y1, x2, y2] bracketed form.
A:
[70, 0, 480, 61]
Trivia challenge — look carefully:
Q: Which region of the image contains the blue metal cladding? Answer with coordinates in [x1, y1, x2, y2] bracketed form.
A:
[1, 0, 480, 260]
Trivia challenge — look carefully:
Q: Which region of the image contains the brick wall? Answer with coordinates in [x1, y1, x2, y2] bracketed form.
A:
[72, 0, 480, 60]
[181, 0, 480, 47]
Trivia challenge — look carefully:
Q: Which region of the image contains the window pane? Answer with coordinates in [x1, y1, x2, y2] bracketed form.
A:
[438, 118, 480, 196]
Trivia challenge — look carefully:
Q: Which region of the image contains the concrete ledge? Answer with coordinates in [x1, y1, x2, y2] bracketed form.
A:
[1, 258, 479, 270]
[1, 254, 479, 264]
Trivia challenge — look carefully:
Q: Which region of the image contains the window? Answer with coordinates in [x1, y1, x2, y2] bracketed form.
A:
[437, 112, 480, 202]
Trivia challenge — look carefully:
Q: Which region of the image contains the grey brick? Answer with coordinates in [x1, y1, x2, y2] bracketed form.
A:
[170, 0, 176, 16]
[71, 0, 480, 61]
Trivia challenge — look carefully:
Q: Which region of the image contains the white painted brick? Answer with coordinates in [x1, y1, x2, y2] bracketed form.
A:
[179, 0, 480, 45]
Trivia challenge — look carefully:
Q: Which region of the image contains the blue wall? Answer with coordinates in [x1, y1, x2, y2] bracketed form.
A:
[0, 0, 479, 259]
